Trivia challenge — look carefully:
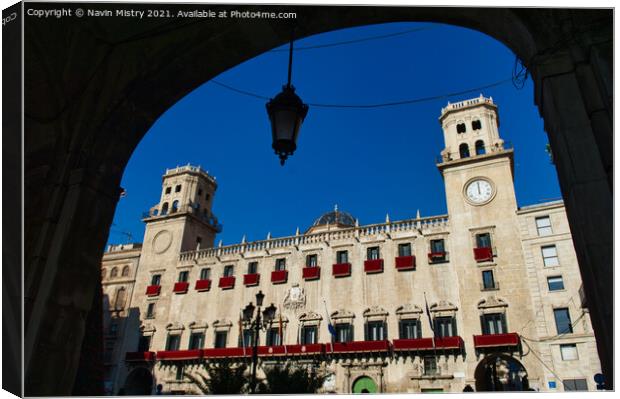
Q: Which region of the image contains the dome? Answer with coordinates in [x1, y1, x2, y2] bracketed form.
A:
[312, 206, 356, 228]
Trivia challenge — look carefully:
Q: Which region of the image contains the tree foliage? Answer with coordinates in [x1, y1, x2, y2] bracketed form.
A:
[184, 363, 249, 394]
[259, 363, 327, 394]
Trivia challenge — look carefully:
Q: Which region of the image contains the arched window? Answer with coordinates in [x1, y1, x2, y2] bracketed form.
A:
[161, 202, 169, 215]
[459, 143, 470, 158]
[114, 287, 126, 310]
[475, 140, 486, 155]
[456, 123, 467, 133]
[122, 266, 130, 277]
[472, 120, 482, 130]
[101, 269, 107, 279]
[110, 267, 118, 278]
[171, 200, 179, 213]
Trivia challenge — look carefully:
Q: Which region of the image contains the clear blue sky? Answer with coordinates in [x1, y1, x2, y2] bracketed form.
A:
[107, 21, 561, 246]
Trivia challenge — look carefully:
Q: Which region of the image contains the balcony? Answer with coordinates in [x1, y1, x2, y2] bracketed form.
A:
[271, 270, 288, 284]
[480, 281, 500, 291]
[332, 263, 352, 277]
[257, 345, 288, 357]
[203, 347, 252, 358]
[173, 282, 189, 294]
[125, 351, 156, 362]
[218, 276, 235, 289]
[156, 349, 203, 361]
[428, 252, 449, 264]
[364, 259, 384, 274]
[195, 279, 211, 291]
[331, 340, 390, 353]
[302, 267, 321, 280]
[473, 333, 520, 349]
[395, 256, 416, 270]
[392, 336, 463, 351]
[285, 344, 325, 356]
[243, 273, 260, 286]
[474, 247, 494, 262]
[145, 285, 161, 296]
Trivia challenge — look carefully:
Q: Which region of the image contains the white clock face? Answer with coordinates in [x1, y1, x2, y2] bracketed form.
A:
[465, 179, 494, 204]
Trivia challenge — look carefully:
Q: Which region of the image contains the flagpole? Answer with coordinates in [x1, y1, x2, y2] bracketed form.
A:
[323, 299, 334, 354]
[424, 292, 439, 368]
[240, 311, 247, 357]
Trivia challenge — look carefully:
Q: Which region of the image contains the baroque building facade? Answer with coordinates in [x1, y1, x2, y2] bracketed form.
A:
[101, 96, 601, 394]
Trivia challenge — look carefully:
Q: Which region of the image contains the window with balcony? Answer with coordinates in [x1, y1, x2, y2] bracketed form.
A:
[275, 258, 286, 271]
[429, 239, 447, 262]
[146, 303, 155, 319]
[306, 254, 318, 267]
[301, 326, 317, 344]
[365, 321, 386, 341]
[247, 261, 258, 274]
[560, 344, 578, 360]
[165, 334, 181, 351]
[214, 331, 227, 348]
[188, 332, 204, 350]
[547, 276, 565, 291]
[223, 265, 234, 277]
[542, 245, 560, 267]
[336, 250, 349, 264]
[398, 243, 412, 257]
[480, 313, 507, 335]
[151, 274, 161, 286]
[482, 270, 497, 290]
[536, 216, 553, 236]
[335, 323, 353, 343]
[178, 271, 189, 283]
[137, 335, 151, 352]
[399, 319, 422, 339]
[476, 233, 492, 249]
[266, 328, 281, 346]
[367, 246, 380, 260]
[434, 317, 457, 337]
[200, 268, 211, 280]
[553, 308, 573, 334]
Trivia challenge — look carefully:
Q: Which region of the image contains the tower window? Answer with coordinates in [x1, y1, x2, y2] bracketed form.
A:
[459, 143, 470, 158]
[456, 123, 467, 133]
[475, 140, 486, 155]
[171, 200, 179, 213]
[175, 185, 181, 192]
[165, 187, 171, 194]
[122, 266, 130, 277]
[472, 120, 482, 130]
[161, 202, 169, 216]
[110, 267, 118, 278]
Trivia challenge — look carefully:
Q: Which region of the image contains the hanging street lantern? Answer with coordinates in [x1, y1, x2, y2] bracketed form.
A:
[266, 28, 309, 166]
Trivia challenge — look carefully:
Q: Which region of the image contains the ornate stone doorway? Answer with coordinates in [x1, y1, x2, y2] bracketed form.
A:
[474, 354, 529, 392]
[123, 367, 154, 395]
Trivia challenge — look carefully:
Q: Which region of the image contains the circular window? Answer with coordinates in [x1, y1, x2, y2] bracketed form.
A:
[352, 376, 377, 394]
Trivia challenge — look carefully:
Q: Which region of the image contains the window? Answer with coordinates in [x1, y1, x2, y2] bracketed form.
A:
[482, 270, 496, 290]
[547, 276, 565, 291]
[399, 319, 422, 339]
[121, 266, 130, 277]
[430, 239, 445, 253]
[476, 233, 492, 248]
[151, 274, 161, 286]
[336, 250, 348, 264]
[365, 321, 386, 341]
[200, 268, 211, 280]
[542, 245, 560, 267]
[536, 216, 553, 236]
[423, 356, 438, 376]
[480, 313, 507, 335]
[560, 344, 578, 360]
[553, 308, 573, 334]
[171, 200, 179, 213]
[266, 328, 281, 346]
[398, 243, 412, 257]
[165, 187, 171, 194]
[306, 254, 318, 267]
[456, 123, 467, 133]
[335, 323, 353, 343]
[146, 303, 155, 319]
[110, 267, 118, 278]
[475, 140, 486, 155]
[114, 287, 126, 310]
[472, 120, 482, 130]
[214, 331, 227, 348]
[198, 188, 203, 196]
[367, 246, 380, 260]
[301, 326, 317, 344]
[275, 258, 286, 271]
[434, 317, 457, 337]
[459, 143, 470, 158]
[175, 365, 184, 381]
[137, 335, 151, 352]
[247, 262, 258, 274]
[240, 329, 255, 347]
[178, 271, 189, 282]
[175, 184, 181, 193]
[563, 379, 588, 391]
[223, 265, 234, 277]
[166, 334, 181, 350]
[161, 202, 169, 215]
[189, 332, 205, 349]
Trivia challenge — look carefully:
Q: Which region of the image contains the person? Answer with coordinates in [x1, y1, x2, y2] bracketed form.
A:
[156, 384, 163, 395]
[463, 385, 474, 392]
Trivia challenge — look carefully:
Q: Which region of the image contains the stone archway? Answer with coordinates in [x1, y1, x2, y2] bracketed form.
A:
[17, 4, 611, 395]
[123, 367, 154, 395]
[474, 354, 529, 392]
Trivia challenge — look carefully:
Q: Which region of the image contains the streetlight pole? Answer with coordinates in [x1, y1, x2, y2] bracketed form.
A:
[251, 304, 261, 394]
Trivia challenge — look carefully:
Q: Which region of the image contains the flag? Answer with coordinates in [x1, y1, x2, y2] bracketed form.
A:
[323, 299, 336, 353]
[424, 292, 437, 351]
[278, 313, 283, 346]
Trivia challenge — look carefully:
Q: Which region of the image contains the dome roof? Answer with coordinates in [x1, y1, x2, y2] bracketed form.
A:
[312, 206, 356, 227]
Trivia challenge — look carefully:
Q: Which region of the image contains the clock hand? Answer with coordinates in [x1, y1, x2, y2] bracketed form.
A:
[477, 182, 481, 195]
